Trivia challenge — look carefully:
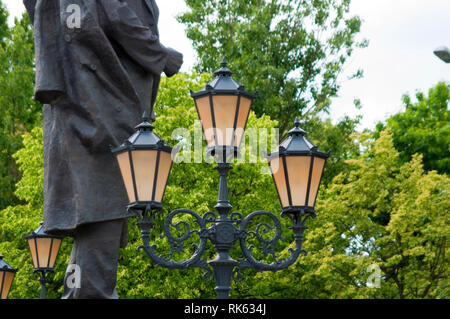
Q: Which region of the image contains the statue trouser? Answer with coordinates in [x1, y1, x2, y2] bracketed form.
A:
[62, 218, 128, 299]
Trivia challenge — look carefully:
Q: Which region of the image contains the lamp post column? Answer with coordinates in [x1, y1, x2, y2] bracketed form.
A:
[39, 271, 48, 299]
[209, 161, 238, 299]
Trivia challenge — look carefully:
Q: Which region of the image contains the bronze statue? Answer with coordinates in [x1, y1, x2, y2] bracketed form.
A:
[23, 0, 183, 298]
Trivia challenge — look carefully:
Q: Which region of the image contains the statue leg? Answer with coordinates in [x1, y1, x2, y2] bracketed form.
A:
[61, 218, 128, 299]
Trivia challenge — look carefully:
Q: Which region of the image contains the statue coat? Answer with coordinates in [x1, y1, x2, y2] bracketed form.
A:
[24, 0, 172, 236]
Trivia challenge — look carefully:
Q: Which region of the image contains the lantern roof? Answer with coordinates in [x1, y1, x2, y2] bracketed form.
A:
[190, 58, 257, 99]
[111, 112, 172, 154]
[268, 118, 329, 159]
[0, 254, 17, 272]
[25, 222, 63, 239]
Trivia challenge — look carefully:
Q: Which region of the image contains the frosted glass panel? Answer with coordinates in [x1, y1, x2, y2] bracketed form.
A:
[195, 96, 215, 147]
[212, 95, 238, 146]
[117, 152, 136, 203]
[0, 271, 15, 299]
[28, 237, 52, 268]
[270, 157, 289, 207]
[308, 157, 325, 207]
[234, 97, 252, 147]
[285, 156, 311, 206]
[48, 238, 62, 268]
[154, 151, 172, 202]
[132, 150, 158, 202]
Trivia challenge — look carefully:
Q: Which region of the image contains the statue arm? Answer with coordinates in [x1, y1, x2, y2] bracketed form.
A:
[98, 0, 169, 76]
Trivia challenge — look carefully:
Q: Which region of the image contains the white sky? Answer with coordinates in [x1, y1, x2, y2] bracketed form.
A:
[4, 0, 450, 130]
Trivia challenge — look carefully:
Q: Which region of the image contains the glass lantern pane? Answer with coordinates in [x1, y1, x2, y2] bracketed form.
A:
[27, 238, 38, 268]
[212, 95, 238, 146]
[195, 96, 215, 148]
[307, 157, 326, 207]
[285, 156, 311, 207]
[154, 151, 172, 203]
[0, 271, 15, 299]
[270, 157, 289, 207]
[131, 150, 158, 202]
[117, 151, 136, 203]
[48, 238, 62, 269]
[234, 96, 252, 147]
[28, 237, 52, 268]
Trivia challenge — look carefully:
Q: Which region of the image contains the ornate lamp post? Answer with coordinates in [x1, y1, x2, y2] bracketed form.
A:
[0, 254, 17, 299]
[113, 60, 329, 299]
[25, 222, 63, 299]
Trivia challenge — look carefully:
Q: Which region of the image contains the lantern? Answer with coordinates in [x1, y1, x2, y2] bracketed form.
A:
[190, 58, 256, 157]
[0, 254, 17, 299]
[112, 113, 173, 211]
[267, 119, 329, 214]
[25, 222, 63, 271]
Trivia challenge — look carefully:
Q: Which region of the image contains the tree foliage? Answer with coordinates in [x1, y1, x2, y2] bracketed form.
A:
[376, 82, 450, 175]
[2, 74, 448, 299]
[0, 13, 40, 210]
[243, 130, 449, 299]
[0, 0, 9, 47]
[178, 0, 367, 135]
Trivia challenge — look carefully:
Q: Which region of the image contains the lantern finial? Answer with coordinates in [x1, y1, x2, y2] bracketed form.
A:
[214, 58, 233, 77]
[221, 57, 227, 68]
[288, 118, 306, 136]
[135, 112, 154, 131]
[142, 111, 149, 122]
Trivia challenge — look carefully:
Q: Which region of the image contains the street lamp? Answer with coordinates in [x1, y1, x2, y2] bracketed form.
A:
[433, 46, 450, 63]
[0, 254, 17, 299]
[115, 60, 328, 299]
[190, 58, 256, 160]
[25, 222, 63, 299]
[267, 118, 329, 216]
[112, 112, 173, 213]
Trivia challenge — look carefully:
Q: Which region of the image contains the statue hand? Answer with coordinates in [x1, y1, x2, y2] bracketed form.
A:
[164, 48, 184, 77]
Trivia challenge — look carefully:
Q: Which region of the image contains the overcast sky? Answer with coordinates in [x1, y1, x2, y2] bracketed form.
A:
[4, 0, 449, 130]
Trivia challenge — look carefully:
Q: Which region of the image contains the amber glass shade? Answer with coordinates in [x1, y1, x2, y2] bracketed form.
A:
[270, 156, 326, 210]
[27, 237, 62, 269]
[0, 254, 17, 299]
[113, 114, 174, 208]
[195, 94, 252, 150]
[0, 270, 15, 299]
[117, 150, 172, 203]
[117, 149, 172, 204]
[25, 222, 63, 271]
[268, 119, 329, 213]
[191, 59, 256, 155]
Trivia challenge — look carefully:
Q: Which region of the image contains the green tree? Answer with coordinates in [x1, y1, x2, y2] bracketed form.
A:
[0, 0, 9, 47]
[376, 82, 450, 175]
[302, 114, 361, 186]
[0, 126, 73, 299]
[0, 13, 39, 210]
[178, 0, 367, 135]
[244, 130, 449, 298]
